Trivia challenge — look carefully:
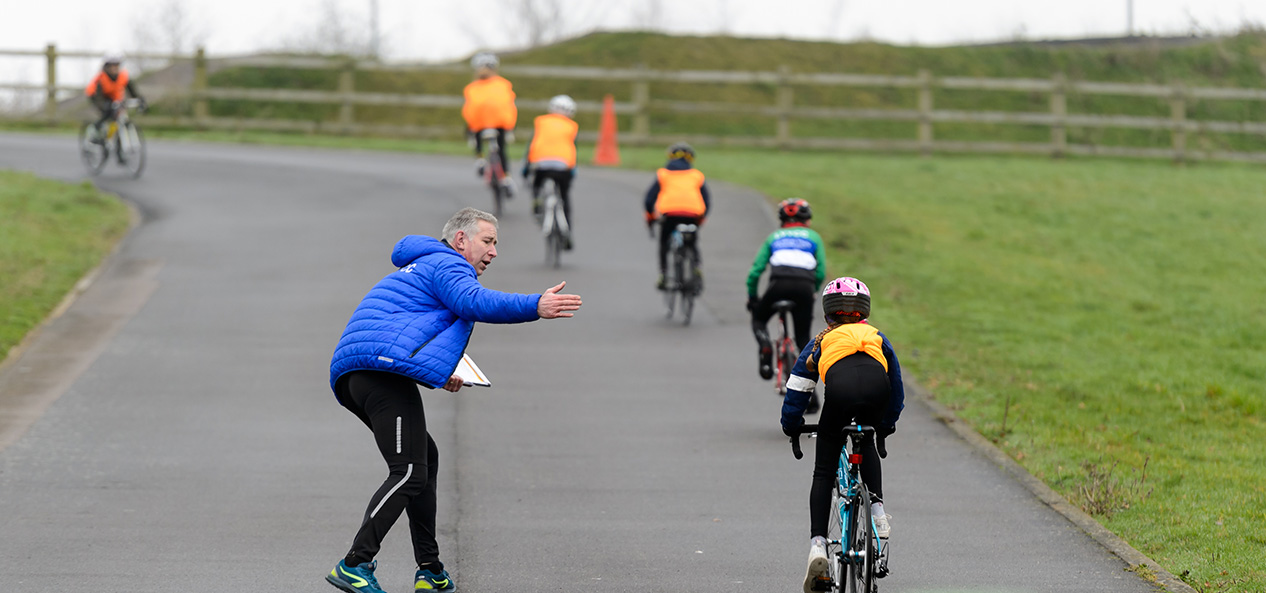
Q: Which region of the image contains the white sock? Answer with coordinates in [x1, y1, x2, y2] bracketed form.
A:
[871, 502, 886, 518]
[811, 536, 827, 547]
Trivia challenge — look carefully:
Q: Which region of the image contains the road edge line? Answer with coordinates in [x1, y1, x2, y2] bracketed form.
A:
[910, 382, 1194, 593]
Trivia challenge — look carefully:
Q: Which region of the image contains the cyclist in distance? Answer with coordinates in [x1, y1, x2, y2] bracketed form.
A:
[747, 198, 827, 387]
[644, 142, 710, 290]
[462, 52, 518, 195]
[523, 94, 579, 246]
[780, 277, 904, 592]
[83, 55, 146, 143]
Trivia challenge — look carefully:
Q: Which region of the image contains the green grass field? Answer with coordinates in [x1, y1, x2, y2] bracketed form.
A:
[0, 171, 131, 362]
[643, 148, 1263, 593]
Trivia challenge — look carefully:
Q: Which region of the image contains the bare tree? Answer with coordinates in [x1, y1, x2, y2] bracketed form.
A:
[281, 0, 373, 57]
[130, 0, 209, 72]
[630, 0, 664, 31]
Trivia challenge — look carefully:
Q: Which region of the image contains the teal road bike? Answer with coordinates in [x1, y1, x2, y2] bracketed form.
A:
[791, 424, 891, 593]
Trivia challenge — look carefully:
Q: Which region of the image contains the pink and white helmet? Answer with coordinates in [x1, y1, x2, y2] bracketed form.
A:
[821, 277, 871, 319]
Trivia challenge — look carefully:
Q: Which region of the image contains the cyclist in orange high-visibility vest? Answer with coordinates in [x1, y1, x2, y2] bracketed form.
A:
[462, 52, 517, 194]
[522, 95, 579, 246]
[83, 55, 146, 143]
[643, 143, 710, 290]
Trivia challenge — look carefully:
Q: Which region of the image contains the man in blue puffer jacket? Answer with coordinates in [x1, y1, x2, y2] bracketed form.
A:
[325, 207, 582, 593]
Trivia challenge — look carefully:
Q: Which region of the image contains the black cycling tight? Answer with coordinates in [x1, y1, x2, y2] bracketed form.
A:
[341, 371, 441, 568]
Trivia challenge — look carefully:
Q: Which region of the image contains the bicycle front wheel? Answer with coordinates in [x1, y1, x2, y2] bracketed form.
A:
[845, 488, 876, 593]
[118, 122, 146, 178]
[78, 123, 108, 176]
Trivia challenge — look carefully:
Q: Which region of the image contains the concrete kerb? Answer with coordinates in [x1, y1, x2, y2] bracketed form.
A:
[0, 192, 142, 454]
[910, 381, 1195, 593]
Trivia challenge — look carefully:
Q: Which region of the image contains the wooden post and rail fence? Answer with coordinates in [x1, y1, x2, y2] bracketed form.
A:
[3, 45, 1266, 163]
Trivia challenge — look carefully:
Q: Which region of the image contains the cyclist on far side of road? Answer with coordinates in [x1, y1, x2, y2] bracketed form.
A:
[644, 142, 710, 291]
[747, 198, 827, 382]
[83, 54, 147, 144]
[522, 94, 579, 246]
[780, 277, 904, 593]
[462, 52, 518, 195]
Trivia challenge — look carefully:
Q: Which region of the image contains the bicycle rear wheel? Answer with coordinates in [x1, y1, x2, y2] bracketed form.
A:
[118, 122, 146, 179]
[680, 247, 697, 325]
[546, 227, 562, 268]
[664, 247, 680, 319]
[487, 147, 504, 217]
[825, 488, 845, 592]
[845, 488, 876, 593]
[78, 123, 108, 176]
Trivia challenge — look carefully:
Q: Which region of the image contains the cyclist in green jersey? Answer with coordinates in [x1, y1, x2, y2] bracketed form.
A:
[747, 199, 827, 404]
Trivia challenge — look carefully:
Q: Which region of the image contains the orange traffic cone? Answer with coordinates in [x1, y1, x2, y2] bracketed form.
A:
[593, 94, 620, 166]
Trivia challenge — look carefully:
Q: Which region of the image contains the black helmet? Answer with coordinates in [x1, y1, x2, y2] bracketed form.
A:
[667, 142, 695, 162]
[778, 198, 812, 224]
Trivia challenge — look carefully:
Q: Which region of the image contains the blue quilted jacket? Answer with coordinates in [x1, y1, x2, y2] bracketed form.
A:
[329, 235, 540, 394]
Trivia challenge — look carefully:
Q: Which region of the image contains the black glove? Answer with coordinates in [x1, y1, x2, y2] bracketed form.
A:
[138, 98, 149, 113]
[878, 425, 896, 438]
[746, 296, 759, 313]
[782, 418, 804, 438]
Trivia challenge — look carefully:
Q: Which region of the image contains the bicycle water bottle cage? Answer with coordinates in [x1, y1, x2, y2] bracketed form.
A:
[478, 129, 500, 140]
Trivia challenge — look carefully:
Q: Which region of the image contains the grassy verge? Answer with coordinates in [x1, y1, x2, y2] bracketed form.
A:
[0, 171, 131, 362]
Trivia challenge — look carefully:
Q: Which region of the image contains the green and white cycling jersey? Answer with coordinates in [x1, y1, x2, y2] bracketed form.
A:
[746, 226, 827, 296]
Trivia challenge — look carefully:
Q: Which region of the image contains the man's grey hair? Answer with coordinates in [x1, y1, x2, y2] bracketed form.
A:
[441, 207, 498, 243]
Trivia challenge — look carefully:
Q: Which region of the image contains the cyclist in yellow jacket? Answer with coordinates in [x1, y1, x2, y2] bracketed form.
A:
[522, 95, 579, 247]
[781, 277, 904, 592]
[462, 52, 517, 193]
[644, 143, 710, 290]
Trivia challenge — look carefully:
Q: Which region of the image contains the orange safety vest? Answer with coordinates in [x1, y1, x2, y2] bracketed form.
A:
[84, 70, 129, 102]
[816, 323, 888, 381]
[654, 168, 706, 218]
[462, 75, 517, 132]
[528, 113, 579, 167]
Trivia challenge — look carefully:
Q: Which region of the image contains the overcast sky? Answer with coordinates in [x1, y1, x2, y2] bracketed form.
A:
[3, 0, 1264, 88]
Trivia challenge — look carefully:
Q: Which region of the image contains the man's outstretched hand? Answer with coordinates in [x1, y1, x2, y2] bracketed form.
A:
[538, 281, 582, 319]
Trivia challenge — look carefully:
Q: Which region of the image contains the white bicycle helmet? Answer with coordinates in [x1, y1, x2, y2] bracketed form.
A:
[103, 54, 124, 66]
[548, 95, 577, 117]
[470, 52, 499, 70]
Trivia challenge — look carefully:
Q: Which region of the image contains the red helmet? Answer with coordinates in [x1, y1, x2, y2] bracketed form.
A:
[778, 198, 811, 224]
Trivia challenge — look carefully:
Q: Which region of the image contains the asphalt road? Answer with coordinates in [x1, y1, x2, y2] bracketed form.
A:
[0, 133, 1160, 593]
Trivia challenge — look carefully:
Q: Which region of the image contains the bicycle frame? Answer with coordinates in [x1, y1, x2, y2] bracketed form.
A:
[792, 424, 888, 593]
[773, 301, 796, 395]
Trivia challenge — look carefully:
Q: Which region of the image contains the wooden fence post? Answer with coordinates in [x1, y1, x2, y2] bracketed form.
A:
[1050, 72, 1067, 158]
[1170, 85, 1187, 163]
[776, 65, 793, 147]
[193, 46, 208, 125]
[44, 44, 57, 122]
[632, 64, 650, 144]
[338, 59, 356, 132]
[917, 69, 934, 157]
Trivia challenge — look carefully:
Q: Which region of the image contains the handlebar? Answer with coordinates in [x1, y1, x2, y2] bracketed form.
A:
[788, 424, 879, 460]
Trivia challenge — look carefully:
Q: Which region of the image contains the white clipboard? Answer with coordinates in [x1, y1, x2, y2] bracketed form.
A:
[454, 354, 491, 387]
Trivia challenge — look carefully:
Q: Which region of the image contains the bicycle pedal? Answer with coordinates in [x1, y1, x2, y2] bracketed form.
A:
[810, 576, 833, 592]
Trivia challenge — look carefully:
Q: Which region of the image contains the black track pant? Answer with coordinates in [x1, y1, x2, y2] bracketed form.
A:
[751, 278, 817, 352]
[340, 371, 440, 568]
[532, 168, 574, 224]
[657, 215, 703, 274]
[810, 352, 891, 538]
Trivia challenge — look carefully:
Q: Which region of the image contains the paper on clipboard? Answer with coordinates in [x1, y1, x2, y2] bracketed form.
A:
[454, 354, 491, 387]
